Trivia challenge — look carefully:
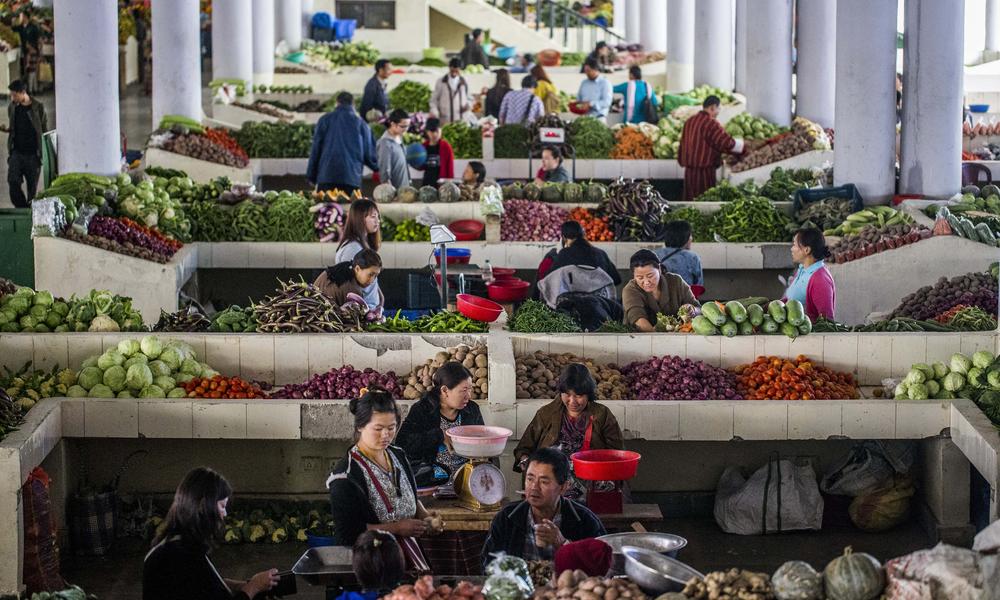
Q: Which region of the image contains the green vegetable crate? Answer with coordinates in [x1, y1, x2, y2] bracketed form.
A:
[0, 208, 33, 287]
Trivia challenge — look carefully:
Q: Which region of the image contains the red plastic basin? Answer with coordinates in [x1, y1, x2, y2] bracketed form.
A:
[487, 278, 530, 303]
[492, 267, 517, 280]
[457, 294, 503, 322]
[571, 450, 641, 481]
[449, 219, 485, 241]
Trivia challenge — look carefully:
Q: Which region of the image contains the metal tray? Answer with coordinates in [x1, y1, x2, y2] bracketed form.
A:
[292, 546, 356, 586]
[597, 532, 687, 574]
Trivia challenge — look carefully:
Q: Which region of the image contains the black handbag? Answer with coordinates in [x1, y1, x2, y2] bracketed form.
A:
[412, 459, 453, 488]
[639, 82, 659, 123]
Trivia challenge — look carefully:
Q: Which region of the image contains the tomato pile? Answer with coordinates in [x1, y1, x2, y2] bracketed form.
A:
[119, 217, 183, 250]
[181, 375, 265, 399]
[204, 128, 249, 163]
[734, 355, 859, 400]
[568, 207, 614, 242]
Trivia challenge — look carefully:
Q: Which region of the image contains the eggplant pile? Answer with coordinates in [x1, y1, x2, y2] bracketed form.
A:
[253, 279, 368, 333]
[153, 308, 211, 332]
[598, 178, 670, 242]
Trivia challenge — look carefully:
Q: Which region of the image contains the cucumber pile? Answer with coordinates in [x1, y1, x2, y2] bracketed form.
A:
[691, 299, 812, 339]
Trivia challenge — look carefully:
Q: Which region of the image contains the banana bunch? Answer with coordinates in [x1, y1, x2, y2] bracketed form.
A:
[824, 206, 912, 237]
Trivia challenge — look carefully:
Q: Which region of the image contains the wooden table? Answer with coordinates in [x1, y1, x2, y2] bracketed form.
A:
[424, 499, 663, 532]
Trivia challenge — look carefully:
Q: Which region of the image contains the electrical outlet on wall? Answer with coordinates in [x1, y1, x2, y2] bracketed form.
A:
[300, 456, 324, 472]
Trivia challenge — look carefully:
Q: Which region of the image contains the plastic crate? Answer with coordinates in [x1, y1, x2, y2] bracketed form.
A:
[407, 272, 443, 309]
[0, 209, 34, 287]
[792, 184, 864, 214]
[333, 19, 356, 42]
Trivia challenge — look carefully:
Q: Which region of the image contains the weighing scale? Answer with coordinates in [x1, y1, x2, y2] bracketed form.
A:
[445, 426, 513, 512]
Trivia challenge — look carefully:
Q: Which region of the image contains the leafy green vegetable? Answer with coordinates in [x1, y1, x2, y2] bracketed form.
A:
[441, 122, 482, 159]
[567, 117, 615, 159]
[509, 300, 581, 333]
[388, 80, 432, 113]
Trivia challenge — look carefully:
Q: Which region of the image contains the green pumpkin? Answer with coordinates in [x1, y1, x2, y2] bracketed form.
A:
[418, 185, 438, 203]
[372, 183, 396, 203]
[396, 185, 418, 203]
[562, 182, 583, 204]
[773, 561, 823, 600]
[584, 182, 607, 203]
[438, 181, 461, 203]
[541, 183, 563, 202]
[502, 182, 523, 200]
[824, 547, 884, 600]
[523, 182, 541, 201]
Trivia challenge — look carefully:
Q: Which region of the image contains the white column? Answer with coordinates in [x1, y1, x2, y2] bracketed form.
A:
[55, 0, 120, 175]
[301, 0, 314, 39]
[833, 0, 898, 204]
[253, 0, 275, 84]
[152, 0, 202, 127]
[987, 0, 1000, 53]
[212, 0, 254, 85]
[666, 0, 695, 91]
[626, 0, 641, 44]
[796, 0, 837, 127]
[744, 0, 792, 126]
[899, 0, 964, 196]
[277, 0, 303, 51]
[612, 0, 626, 36]
[639, 0, 666, 53]
[734, 0, 746, 93]
[694, 0, 734, 90]
[32, 0, 52, 7]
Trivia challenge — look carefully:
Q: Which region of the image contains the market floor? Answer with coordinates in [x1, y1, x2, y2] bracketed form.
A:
[61, 517, 932, 599]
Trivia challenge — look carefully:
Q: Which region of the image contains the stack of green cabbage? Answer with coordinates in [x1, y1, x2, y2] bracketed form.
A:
[68, 336, 220, 399]
[649, 117, 683, 159]
[896, 351, 998, 401]
[724, 112, 784, 140]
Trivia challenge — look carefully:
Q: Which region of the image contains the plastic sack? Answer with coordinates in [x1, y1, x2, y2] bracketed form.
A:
[415, 206, 440, 227]
[213, 83, 239, 105]
[884, 543, 984, 600]
[71, 203, 98, 235]
[713, 456, 824, 535]
[849, 474, 915, 532]
[821, 441, 915, 497]
[483, 553, 534, 600]
[973, 519, 1000, 553]
[31, 198, 66, 238]
[479, 184, 504, 216]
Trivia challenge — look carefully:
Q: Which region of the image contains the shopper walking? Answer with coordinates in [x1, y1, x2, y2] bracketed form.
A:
[3, 80, 46, 208]
[360, 59, 392, 122]
[678, 96, 745, 201]
[459, 28, 489, 69]
[13, 10, 41, 94]
[307, 92, 378, 196]
[430, 58, 472, 124]
[376, 109, 412, 188]
[576, 59, 612, 121]
[498, 76, 544, 126]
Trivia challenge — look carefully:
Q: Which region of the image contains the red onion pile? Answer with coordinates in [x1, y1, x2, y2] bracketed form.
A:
[271, 365, 404, 399]
[621, 355, 743, 401]
[88, 216, 179, 259]
[500, 200, 568, 242]
[890, 271, 999, 321]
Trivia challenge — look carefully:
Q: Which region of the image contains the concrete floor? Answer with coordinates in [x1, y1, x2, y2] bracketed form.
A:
[61, 516, 932, 599]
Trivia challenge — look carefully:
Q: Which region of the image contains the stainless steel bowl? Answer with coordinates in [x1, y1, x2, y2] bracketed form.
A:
[622, 546, 703, 595]
[598, 532, 687, 574]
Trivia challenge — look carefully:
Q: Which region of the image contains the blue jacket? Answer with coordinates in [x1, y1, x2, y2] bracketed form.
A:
[360, 75, 389, 119]
[307, 106, 378, 188]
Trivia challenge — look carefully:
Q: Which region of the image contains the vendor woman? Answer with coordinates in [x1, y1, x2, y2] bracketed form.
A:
[328, 388, 435, 571]
[314, 249, 384, 314]
[783, 227, 836, 321]
[513, 363, 623, 498]
[397, 361, 484, 483]
[622, 249, 699, 332]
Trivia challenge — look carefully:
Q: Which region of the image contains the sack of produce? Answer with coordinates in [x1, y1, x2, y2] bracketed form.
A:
[884, 544, 984, 600]
[821, 441, 914, 497]
[848, 475, 915, 532]
[713, 456, 824, 535]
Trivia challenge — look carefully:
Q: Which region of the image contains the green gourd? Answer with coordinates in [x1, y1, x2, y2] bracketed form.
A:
[823, 547, 884, 600]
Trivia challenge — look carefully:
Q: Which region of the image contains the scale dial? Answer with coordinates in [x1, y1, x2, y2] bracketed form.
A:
[468, 462, 505, 505]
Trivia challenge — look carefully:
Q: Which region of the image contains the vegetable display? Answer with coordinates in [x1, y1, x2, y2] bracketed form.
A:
[116, 175, 192, 240]
[509, 300, 581, 333]
[567, 207, 613, 241]
[649, 117, 683, 159]
[897, 351, 1000, 406]
[823, 547, 884, 600]
[158, 131, 249, 168]
[792, 197, 855, 232]
[515, 351, 628, 400]
[682, 569, 773, 600]
[70, 336, 218, 399]
[384, 575, 484, 600]
[87, 216, 181, 260]
[662, 207, 713, 242]
[253, 279, 368, 333]
[273, 365, 404, 400]
[711, 195, 791, 243]
[725, 112, 785, 140]
[0, 288, 144, 333]
[388, 80, 432, 113]
[622, 355, 742, 401]
[827, 223, 931, 264]
[182, 375, 265, 399]
[400, 344, 489, 400]
[889, 268, 998, 321]
[567, 117, 615, 159]
[535, 568, 646, 600]
[232, 121, 314, 158]
[823, 206, 913, 237]
[153, 308, 210, 332]
[813, 317, 956, 333]
[933, 205, 1000, 247]
[735, 355, 859, 400]
[501, 199, 568, 241]
[366, 310, 489, 333]
[265, 192, 316, 242]
[493, 124, 530, 159]
[301, 40, 381, 68]
[394, 218, 431, 241]
[692, 299, 812, 339]
[209, 305, 258, 333]
[727, 117, 830, 173]
[441, 122, 483, 159]
[610, 125, 655, 160]
[598, 178, 670, 242]
[2, 362, 77, 413]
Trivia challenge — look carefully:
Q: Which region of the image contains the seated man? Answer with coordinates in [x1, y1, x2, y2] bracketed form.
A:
[482, 448, 606, 569]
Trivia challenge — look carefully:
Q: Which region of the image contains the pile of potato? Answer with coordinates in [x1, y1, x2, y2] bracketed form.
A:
[681, 569, 773, 600]
[533, 569, 647, 600]
[515, 352, 629, 401]
[400, 344, 489, 400]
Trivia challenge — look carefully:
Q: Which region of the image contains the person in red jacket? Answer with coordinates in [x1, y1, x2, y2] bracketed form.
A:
[678, 96, 745, 201]
[421, 117, 455, 188]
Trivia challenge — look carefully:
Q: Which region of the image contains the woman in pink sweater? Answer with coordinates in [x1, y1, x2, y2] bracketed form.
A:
[783, 228, 836, 321]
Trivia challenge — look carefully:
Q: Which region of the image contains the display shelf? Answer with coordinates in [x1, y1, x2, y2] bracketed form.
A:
[724, 150, 834, 185]
[32, 237, 197, 325]
[144, 147, 254, 184]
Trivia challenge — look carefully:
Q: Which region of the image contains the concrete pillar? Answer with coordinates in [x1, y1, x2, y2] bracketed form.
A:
[32, 0, 52, 7]
[54, 0, 121, 175]
[626, 0, 641, 44]
[612, 0, 626, 36]
[694, 0, 734, 90]
[744, 0, 792, 126]
[796, 0, 837, 128]
[734, 0, 746, 93]
[833, 0, 897, 204]
[302, 0, 314, 39]
[900, 0, 964, 197]
[212, 0, 254, 86]
[666, 0, 695, 91]
[253, 0, 276, 83]
[988, 0, 1000, 53]
[277, 0, 303, 51]
[639, 0, 666, 53]
[152, 0, 202, 127]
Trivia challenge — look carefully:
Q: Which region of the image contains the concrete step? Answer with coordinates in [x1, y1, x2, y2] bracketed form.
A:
[428, 0, 570, 53]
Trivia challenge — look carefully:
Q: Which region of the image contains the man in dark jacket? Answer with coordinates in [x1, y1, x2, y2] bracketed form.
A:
[359, 59, 392, 122]
[307, 92, 378, 195]
[482, 448, 605, 569]
[3, 80, 46, 207]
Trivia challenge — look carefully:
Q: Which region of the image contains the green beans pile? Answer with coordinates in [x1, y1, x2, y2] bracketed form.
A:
[711, 195, 791, 243]
[509, 300, 581, 333]
[265, 193, 315, 242]
[234, 200, 267, 241]
[366, 310, 488, 333]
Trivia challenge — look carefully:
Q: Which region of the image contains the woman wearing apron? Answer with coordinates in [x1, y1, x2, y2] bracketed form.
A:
[328, 388, 438, 572]
[513, 364, 625, 501]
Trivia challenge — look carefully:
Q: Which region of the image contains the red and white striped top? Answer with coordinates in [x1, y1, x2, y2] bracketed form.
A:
[678, 110, 740, 169]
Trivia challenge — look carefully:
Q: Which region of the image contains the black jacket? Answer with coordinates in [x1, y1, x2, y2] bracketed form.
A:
[327, 445, 418, 547]
[482, 499, 607, 570]
[459, 41, 489, 68]
[396, 397, 484, 465]
[143, 537, 250, 600]
[547, 242, 621, 286]
[360, 75, 389, 119]
[7, 100, 46, 159]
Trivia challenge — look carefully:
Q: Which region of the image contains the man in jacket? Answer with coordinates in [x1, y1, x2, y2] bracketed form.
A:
[307, 92, 378, 195]
[430, 58, 472, 124]
[678, 95, 745, 201]
[3, 80, 46, 208]
[360, 59, 392, 122]
[376, 109, 411, 188]
[482, 448, 606, 569]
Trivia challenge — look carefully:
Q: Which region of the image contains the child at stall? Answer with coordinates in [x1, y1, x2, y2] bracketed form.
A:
[336, 530, 407, 600]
